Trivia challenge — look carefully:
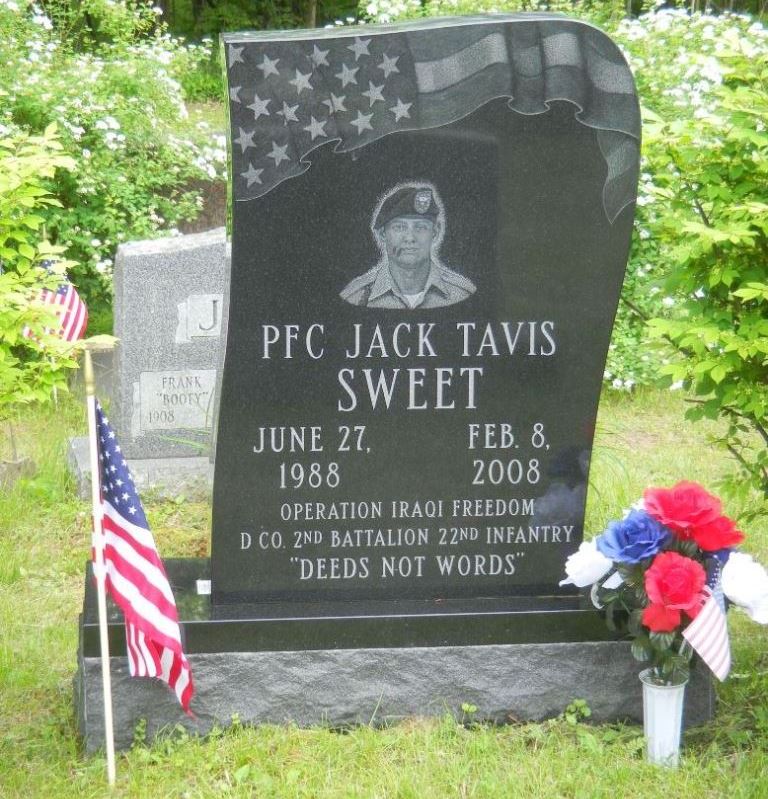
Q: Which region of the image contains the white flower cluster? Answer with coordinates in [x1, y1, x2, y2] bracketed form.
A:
[618, 11, 766, 126]
[194, 132, 227, 181]
[364, 0, 421, 24]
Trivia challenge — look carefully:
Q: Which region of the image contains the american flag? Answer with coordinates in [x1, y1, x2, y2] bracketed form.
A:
[23, 263, 88, 342]
[225, 18, 639, 222]
[683, 586, 731, 682]
[95, 401, 194, 712]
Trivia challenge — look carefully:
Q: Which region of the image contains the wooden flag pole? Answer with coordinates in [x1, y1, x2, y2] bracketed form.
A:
[84, 347, 117, 787]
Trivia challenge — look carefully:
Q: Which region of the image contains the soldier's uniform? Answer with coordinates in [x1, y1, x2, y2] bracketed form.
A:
[339, 184, 476, 309]
[340, 259, 476, 309]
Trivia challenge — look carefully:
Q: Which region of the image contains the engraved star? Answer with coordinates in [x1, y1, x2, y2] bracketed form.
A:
[289, 69, 313, 94]
[267, 141, 290, 167]
[323, 93, 347, 113]
[256, 53, 280, 78]
[347, 36, 371, 61]
[229, 86, 242, 103]
[276, 101, 299, 125]
[378, 52, 400, 78]
[303, 116, 327, 141]
[228, 45, 244, 68]
[233, 127, 256, 152]
[362, 81, 386, 106]
[390, 97, 412, 122]
[247, 93, 271, 120]
[310, 44, 330, 67]
[350, 110, 374, 135]
[241, 163, 264, 187]
[335, 62, 358, 88]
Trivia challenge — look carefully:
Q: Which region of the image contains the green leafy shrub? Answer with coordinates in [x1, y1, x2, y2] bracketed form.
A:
[636, 26, 768, 499]
[0, 124, 80, 422]
[176, 38, 222, 102]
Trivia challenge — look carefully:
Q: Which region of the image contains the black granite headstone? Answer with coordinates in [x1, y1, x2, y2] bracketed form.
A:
[212, 15, 639, 613]
[77, 18, 715, 752]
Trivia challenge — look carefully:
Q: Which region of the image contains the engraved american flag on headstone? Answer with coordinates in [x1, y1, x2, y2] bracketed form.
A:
[225, 19, 640, 222]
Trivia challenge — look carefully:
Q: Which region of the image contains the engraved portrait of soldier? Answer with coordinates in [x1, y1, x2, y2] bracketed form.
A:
[340, 182, 477, 309]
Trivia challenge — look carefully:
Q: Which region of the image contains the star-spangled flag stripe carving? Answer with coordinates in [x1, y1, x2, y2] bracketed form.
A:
[683, 587, 731, 682]
[224, 19, 639, 222]
[95, 402, 194, 712]
[413, 32, 509, 93]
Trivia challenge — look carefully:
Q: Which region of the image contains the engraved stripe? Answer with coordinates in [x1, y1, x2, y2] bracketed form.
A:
[415, 33, 509, 94]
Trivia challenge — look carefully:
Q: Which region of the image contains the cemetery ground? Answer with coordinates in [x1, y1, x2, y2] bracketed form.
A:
[0, 388, 766, 798]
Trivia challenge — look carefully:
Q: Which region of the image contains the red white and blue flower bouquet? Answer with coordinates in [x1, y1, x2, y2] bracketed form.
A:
[561, 481, 768, 686]
[561, 481, 768, 765]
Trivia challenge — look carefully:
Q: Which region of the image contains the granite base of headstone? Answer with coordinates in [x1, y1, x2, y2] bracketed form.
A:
[68, 228, 229, 499]
[74, 559, 714, 752]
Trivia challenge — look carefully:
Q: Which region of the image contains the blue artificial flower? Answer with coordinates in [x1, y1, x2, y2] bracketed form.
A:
[596, 510, 671, 564]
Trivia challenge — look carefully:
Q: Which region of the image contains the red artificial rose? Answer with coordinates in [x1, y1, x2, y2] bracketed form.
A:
[643, 481, 722, 540]
[693, 514, 745, 552]
[642, 602, 681, 633]
[643, 551, 706, 633]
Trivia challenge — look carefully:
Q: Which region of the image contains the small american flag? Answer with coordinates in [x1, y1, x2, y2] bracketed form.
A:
[24, 263, 88, 342]
[95, 401, 194, 712]
[683, 586, 731, 682]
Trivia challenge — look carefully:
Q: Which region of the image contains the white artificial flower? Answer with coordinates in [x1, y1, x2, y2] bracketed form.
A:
[559, 539, 612, 588]
[722, 552, 768, 624]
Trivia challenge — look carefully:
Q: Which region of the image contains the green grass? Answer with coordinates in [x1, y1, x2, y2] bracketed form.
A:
[1, 387, 767, 798]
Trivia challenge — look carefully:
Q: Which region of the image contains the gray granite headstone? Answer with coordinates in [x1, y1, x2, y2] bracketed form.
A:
[68, 228, 230, 497]
[113, 228, 229, 460]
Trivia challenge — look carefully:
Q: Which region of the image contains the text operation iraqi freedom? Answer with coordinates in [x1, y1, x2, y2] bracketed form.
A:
[279, 498, 536, 522]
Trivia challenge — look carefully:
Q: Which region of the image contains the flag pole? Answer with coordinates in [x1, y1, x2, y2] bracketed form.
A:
[84, 347, 117, 786]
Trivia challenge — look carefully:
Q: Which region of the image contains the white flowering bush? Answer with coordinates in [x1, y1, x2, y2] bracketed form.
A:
[0, 1, 226, 310]
[360, 0, 624, 25]
[361, 0, 422, 24]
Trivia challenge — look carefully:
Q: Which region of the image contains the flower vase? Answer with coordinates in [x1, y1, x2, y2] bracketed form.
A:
[639, 668, 688, 767]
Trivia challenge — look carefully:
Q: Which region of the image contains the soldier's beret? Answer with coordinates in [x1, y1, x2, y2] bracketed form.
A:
[374, 187, 439, 229]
